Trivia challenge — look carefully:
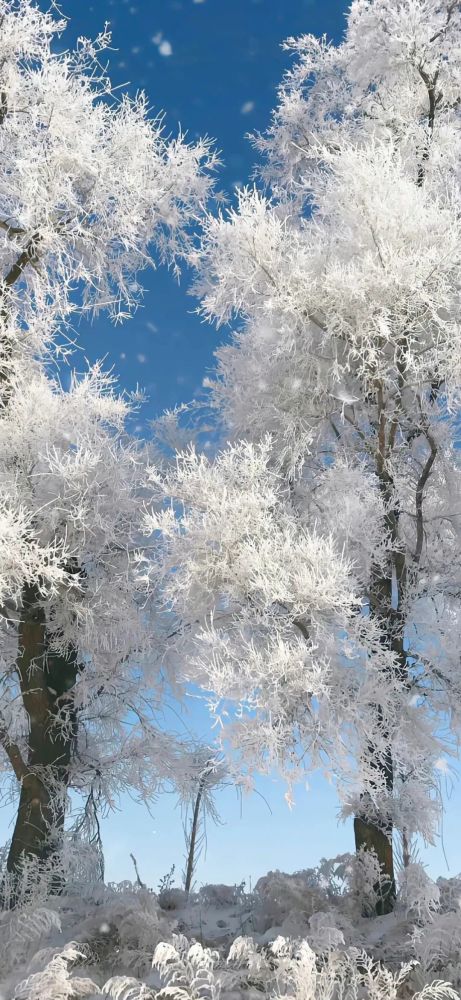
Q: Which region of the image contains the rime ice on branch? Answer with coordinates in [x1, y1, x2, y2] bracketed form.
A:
[0, 1, 217, 334]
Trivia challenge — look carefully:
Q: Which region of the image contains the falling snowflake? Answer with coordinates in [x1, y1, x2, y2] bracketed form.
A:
[158, 38, 173, 57]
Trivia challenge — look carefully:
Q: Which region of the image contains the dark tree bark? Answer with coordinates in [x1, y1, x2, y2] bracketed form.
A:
[6, 581, 78, 887]
[352, 376, 438, 915]
[353, 567, 403, 913]
[352, 385, 408, 915]
[354, 817, 395, 913]
[0, 117, 77, 896]
[353, 648, 397, 914]
[184, 777, 205, 894]
[354, 777, 396, 914]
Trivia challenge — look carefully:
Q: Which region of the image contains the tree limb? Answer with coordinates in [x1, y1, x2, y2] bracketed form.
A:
[0, 220, 25, 240]
[414, 422, 437, 564]
[429, 1, 460, 44]
[417, 67, 440, 186]
[0, 91, 7, 127]
[3, 232, 40, 289]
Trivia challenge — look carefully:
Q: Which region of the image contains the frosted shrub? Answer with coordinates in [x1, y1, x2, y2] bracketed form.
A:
[413, 913, 461, 988]
[346, 848, 394, 918]
[11, 944, 99, 1000]
[278, 941, 458, 1000]
[198, 884, 247, 908]
[1, 879, 461, 1000]
[150, 935, 459, 1000]
[103, 977, 156, 999]
[153, 936, 221, 1000]
[398, 864, 440, 924]
[0, 874, 175, 993]
[250, 854, 388, 933]
[251, 870, 326, 934]
[436, 876, 461, 914]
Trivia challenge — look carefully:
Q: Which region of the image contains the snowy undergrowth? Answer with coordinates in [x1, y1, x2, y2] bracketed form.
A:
[2, 855, 461, 1000]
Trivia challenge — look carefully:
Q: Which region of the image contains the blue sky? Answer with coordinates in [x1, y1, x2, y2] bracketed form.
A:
[1, 0, 459, 891]
[52, 0, 345, 426]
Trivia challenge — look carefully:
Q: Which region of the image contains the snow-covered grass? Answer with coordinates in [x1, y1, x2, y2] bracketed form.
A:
[1, 852, 461, 1000]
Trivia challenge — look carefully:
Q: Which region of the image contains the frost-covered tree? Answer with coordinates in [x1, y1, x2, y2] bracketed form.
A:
[152, 0, 461, 912]
[0, 0, 215, 886]
[0, 1, 216, 336]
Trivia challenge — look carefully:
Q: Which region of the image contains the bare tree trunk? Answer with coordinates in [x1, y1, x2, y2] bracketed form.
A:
[184, 779, 204, 894]
[6, 581, 78, 888]
[354, 569, 402, 914]
[7, 775, 62, 875]
[354, 595, 398, 913]
[354, 776, 396, 916]
[353, 385, 407, 915]
[354, 818, 395, 895]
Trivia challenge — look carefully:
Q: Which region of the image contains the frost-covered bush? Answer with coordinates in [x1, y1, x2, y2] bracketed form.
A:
[81, 884, 173, 977]
[0, 868, 175, 995]
[2, 862, 461, 999]
[251, 870, 325, 934]
[11, 943, 100, 1000]
[8, 930, 459, 1000]
[153, 936, 222, 1000]
[159, 888, 190, 912]
[151, 933, 459, 1000]
[435, 876, 461, 914]
[198, 883, 247, 909]
[250, 853, 390, 933]
[398, 864, 441, 924]
[413, 912, 461, 989]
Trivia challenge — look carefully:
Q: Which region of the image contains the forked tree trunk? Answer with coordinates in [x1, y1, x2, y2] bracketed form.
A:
[6, 581, 78, 890]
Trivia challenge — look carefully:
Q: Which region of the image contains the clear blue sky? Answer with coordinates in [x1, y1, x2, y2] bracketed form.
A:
[1, 0, 459, 891]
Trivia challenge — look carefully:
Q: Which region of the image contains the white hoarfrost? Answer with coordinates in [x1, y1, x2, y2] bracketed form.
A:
[3, 1, 461, 997]
[0, 0, 216, 332]
[151, 0, 461, 875]
[0, 0, 216, 876]
[1, 844, 461, 999]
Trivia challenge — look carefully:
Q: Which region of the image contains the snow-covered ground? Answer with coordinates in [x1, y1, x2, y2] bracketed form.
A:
[1, 854, 461, 999]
